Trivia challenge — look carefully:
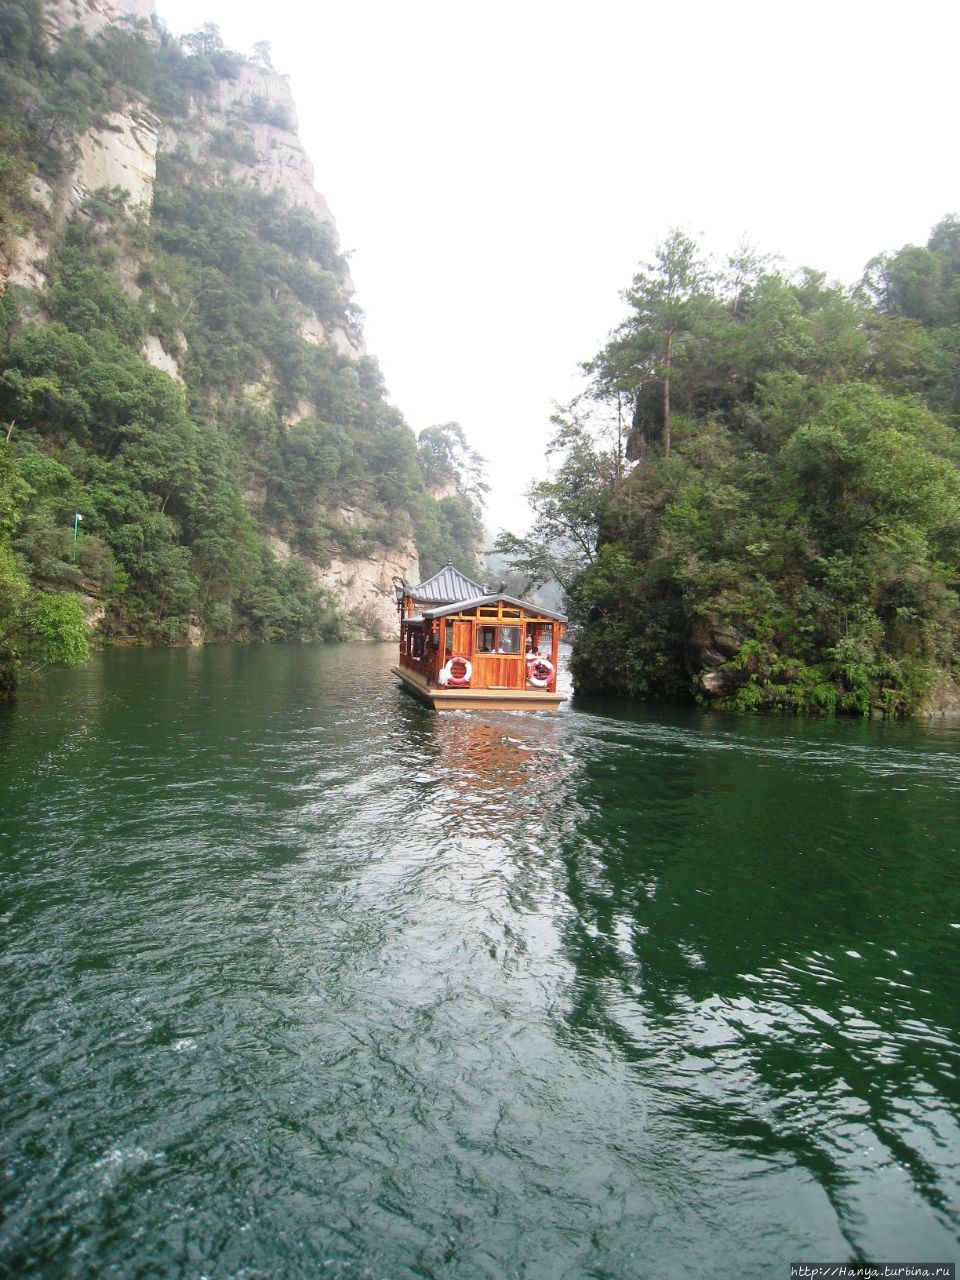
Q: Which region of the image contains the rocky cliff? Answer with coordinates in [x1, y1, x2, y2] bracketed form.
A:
[6, 2, 160, 293]
[1, 0, 465, 642]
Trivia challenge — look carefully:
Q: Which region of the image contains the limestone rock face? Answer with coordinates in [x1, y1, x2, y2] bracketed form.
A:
[74, 107, 160, 211]
[268, 534, 419, 640]
[211, 66, 331, 215]
[158, 60, 365, 360]
[43, 0, 155, 43]
[4, 176, 53, 292]
[5, 105, 159, 294]
[6, 3, 160, 292]
[139, 334, 181, 379]
[162, 62, 334, 231]
[917, 673, 960, 717]
[299, 314, 360, 358]
[315, 549, 420, 641]
[11, 0, 363, 353]
[686, 612, 743, 698]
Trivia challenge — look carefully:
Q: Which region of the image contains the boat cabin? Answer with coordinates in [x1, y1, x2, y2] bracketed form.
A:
[391, 564, 567, 711]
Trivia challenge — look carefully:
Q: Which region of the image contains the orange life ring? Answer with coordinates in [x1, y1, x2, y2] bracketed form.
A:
[527, 657, 554, 688]
[443, 655, 473, 687]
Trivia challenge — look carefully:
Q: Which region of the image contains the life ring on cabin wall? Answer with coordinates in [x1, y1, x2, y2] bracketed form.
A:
[442, 655, 473, 687]
[526, 657, 555, 688]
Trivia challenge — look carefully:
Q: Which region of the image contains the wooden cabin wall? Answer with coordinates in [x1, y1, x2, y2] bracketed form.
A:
[471, 653, 526, 689]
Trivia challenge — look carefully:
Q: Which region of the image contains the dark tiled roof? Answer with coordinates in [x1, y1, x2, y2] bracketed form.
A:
[408, 564, 487, 604]
[403, 565, 567, 624]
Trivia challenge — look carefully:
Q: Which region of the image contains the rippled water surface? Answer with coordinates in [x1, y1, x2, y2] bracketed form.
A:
[2, 643, 959, 1278]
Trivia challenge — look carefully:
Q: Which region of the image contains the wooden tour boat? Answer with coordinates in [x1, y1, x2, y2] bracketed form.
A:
[391, 565, 567, 711]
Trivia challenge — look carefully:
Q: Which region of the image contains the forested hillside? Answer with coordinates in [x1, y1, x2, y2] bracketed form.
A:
[498, 225, 960, 715]
[0, 0, 484, 694]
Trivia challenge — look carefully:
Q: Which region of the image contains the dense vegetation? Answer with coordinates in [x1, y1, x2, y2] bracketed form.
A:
[498, 224, 960, 714]
[0, 3, 484, 693]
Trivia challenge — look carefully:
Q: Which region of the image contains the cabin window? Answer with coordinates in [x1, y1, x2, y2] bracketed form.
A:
[477, 624, 521, 655]
[499, 626, 520, 654]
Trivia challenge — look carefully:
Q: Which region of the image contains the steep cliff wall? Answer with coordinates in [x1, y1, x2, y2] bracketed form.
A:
[157, 58, 365, 364]
[6, 1, 160, 292]
[2, 0, 440, 640]
[5, 103, 159, 293]
[42, 0, 155, 41]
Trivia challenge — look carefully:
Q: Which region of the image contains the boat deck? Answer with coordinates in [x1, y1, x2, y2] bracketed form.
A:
[391, 665, 567, 712]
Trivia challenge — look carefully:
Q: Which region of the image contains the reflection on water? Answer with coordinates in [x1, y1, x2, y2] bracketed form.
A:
[415, 711, 576, 829]
[1, 643, 959, 1278]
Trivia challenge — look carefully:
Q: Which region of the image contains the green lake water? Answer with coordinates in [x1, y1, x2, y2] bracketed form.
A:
[2, 642, 959, 1278]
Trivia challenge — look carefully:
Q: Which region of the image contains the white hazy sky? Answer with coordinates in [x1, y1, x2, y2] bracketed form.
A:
[154, 0, 957, 536]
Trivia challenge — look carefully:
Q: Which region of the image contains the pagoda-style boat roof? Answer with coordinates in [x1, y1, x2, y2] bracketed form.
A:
[406, 564, 488, 606]
[403, 564, 567, 624]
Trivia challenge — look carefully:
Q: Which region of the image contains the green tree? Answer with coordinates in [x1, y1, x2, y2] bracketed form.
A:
[506, 221, 960, 714]
[250, 41, 273, 70]
[588, 229, 712, 458]
[417, 422, 487, 506]
[0, 443, 89, 696]
[860, 214, 960, 420]
[493, 407, 623, 599]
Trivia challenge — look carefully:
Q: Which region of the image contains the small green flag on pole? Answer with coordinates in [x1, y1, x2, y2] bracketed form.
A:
[73, 512, 82, 559]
